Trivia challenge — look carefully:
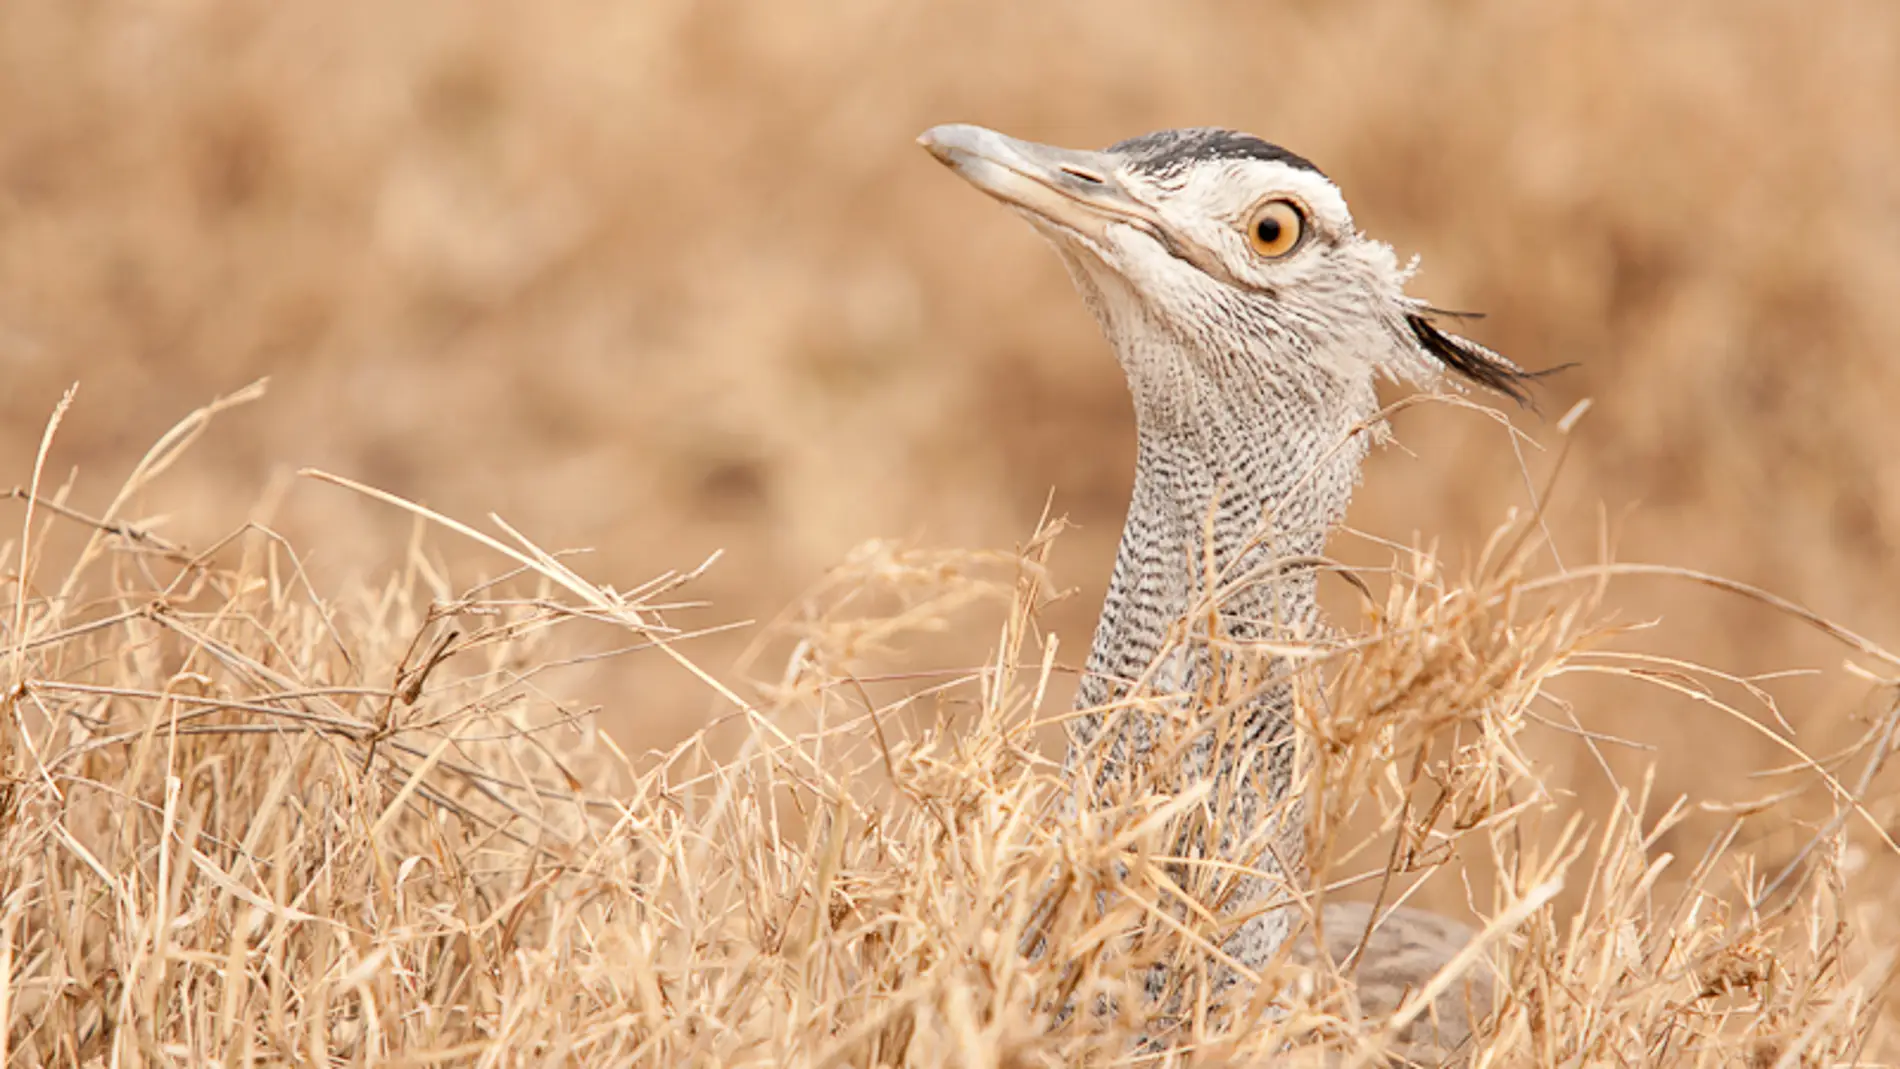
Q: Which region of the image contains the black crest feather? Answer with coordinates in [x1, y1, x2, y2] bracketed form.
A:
[1109, 128, 1324, 179]
[1406, 312, 1561, 409]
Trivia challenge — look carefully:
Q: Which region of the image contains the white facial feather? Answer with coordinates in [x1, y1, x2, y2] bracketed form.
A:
[1034, 154, 1444, 429]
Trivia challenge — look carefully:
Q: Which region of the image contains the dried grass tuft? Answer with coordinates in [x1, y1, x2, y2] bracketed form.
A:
[2, 389, 1895, 1065]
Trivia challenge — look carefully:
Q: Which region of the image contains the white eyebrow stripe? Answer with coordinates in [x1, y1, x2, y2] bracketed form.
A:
[1236, 164, 1353, 232]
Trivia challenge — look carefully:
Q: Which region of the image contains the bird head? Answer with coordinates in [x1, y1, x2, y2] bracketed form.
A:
[919, 124, 1535, 420]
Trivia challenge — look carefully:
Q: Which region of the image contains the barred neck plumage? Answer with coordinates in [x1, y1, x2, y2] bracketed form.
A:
[1069, 288, 1384, 720]
[1064, 339, 1382, 991]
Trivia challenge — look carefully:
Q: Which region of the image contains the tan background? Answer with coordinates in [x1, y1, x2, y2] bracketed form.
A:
[4, 2, 1898, 862]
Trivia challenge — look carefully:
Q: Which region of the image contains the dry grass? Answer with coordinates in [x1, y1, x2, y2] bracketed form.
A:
[5, 386, 1895, 1064]
[6, 9, 1900, 1058]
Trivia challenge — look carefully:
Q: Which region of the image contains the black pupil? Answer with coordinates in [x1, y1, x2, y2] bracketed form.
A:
[1255, 216, 1283, 245]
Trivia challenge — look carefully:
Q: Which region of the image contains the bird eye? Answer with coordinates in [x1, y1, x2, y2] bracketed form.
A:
[1246, 199, 1304, 258]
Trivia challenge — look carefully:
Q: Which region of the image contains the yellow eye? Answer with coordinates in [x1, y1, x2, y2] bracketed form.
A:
[1246, 199, 1304, 258]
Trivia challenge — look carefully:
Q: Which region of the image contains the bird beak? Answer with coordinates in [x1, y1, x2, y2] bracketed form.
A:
[918, 124, 1157, 244]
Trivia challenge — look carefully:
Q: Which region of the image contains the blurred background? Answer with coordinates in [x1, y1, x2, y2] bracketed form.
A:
[4, 2, 1898, 856]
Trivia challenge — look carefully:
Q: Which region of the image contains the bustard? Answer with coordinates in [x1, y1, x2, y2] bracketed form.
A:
[920, 123, 1531, 1052]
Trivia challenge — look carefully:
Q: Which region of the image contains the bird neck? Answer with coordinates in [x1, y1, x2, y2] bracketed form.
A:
[1075, 348, 1379, 714]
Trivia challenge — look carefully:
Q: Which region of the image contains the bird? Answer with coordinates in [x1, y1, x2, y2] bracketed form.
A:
[919, 123, 1529, 1056]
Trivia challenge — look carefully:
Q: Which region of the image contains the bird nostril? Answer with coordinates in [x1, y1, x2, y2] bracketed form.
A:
[1060, 166, 1106, 185]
